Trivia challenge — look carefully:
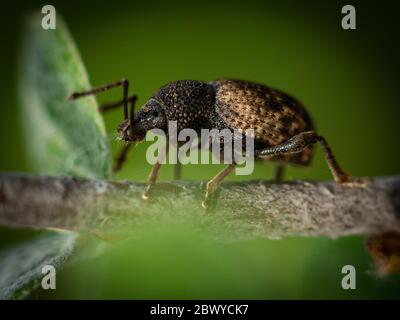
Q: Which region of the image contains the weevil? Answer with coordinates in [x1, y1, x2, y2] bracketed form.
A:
[69, 79, 351, 207]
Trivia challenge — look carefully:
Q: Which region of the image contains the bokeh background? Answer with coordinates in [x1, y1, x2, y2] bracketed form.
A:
[0, 0, 400, 299]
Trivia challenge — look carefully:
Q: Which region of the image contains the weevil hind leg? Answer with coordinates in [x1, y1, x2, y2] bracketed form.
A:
[256, 131, 351, 184]
[274, 163, 285, 182]
[315, 134, 352, 183]
[202, 163, 236, 209]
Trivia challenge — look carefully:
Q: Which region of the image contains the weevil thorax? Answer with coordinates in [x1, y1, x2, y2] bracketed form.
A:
[153, 80, 215, 133]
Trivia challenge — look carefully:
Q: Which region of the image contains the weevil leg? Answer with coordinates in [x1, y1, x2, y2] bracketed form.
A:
[202, 163, 236, 209]
[68, 78, 130, 119]
[142, 143, 169, 200]
[112, 143, 133, 173]
[317, 135, 352, 183]
[256, 131, 351, 183]
[274, 163, 285, 182]
[142, 162, 163, 200]
[69, 80, 138, 174]
[99, 94, 137, 114]
[174, 162, 182, 180]
[173, 138, 202, 180]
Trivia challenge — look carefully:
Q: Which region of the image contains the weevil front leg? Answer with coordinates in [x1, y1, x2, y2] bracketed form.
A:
[256, 131, 351, 183]
[69, 79, 137, 173]
[142, 143, 169, 200]
[101, 96, 138, 173]
[142, 162, 163, 200]
[113, 143, 132, 173]
[202, 163, 236, 209]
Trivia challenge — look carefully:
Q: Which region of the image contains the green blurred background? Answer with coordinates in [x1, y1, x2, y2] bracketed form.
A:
[1, 0, 400, 299]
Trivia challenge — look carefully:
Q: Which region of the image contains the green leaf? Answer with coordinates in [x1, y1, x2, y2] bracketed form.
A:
[0, 232, 77, 300]
[3, 12, 110, 300]
[19, 12, 111, 179]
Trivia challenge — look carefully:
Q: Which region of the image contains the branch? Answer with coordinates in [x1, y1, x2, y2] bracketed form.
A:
[0, 173, 399, 241]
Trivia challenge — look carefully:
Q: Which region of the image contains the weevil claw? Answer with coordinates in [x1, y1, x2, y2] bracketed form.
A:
[141, 193, 150, 201]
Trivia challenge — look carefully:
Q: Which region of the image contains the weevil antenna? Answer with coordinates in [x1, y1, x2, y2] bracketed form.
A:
[129, 95, 137, 128]
[123, 81, 129, 120]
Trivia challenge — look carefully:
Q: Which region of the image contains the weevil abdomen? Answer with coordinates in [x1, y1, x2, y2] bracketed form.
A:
[210, 79, 315, 165]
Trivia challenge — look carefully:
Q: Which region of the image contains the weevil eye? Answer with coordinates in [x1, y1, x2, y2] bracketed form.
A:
[148, 108, 162, 120]
[144, 99, 162, 115]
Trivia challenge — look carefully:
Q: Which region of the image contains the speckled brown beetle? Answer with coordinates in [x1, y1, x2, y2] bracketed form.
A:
[69, 79, 351, 208]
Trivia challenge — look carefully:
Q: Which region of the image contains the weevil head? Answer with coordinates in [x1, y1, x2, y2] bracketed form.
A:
[117, 98, 167, 143]
[117, 80, 215, 143]
[117, 119, 134, 142]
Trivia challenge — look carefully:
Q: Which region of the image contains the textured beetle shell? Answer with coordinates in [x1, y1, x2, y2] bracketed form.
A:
[154, 80, 215, 133]
[210, 79, 314, 165]
[154, 79, 315, 166]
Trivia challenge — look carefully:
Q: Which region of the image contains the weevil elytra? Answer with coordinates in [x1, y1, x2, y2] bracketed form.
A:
[69, 79, 351, 208]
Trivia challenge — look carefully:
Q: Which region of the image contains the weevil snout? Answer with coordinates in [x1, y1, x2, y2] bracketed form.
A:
[118, 99, 167, 143]
[117, 118, 147, 143]
[117, 119, 133, 142]
[116, 91, 148, 143]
